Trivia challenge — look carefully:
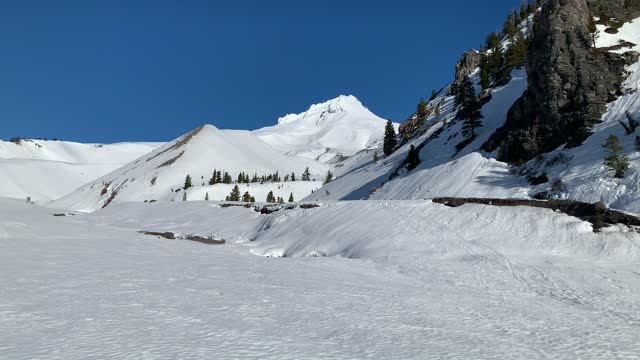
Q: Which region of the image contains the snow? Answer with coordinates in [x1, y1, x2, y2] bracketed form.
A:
[53, 125, 328, 211]
[184, 181, 322, 203]
[254, 95, 398, 163]
[2, 198, 640, 359]
[308, 69, 529, 201]
[0, 139, 161, 201]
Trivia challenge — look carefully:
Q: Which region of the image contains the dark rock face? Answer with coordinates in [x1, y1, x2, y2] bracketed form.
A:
[451, 50, 481, 94]
[587, 0, 640, 21]
[483, 0, 632, 163]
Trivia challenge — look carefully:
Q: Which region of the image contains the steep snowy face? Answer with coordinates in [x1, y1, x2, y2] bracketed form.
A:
[53, 124, 327, 212]
[254, 95, 396, 163]
[0, 139, 161, 201]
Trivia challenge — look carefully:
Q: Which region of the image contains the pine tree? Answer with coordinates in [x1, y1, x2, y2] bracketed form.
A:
[406, 145, 421, 171]
[223, 172, 232, 184]
[383, 119, 397, 156]
[266, 191, 276, 203]
[373, 149, 379, 163]
[461, 101, 484, 139]
[291, 172, 296, 181]
[278, 197, 285, 204]
[250, 196, 256, 203]
[457, 76, 484, 139]
[417, 98, 428, 121]
[205, 192, 209, 201]
[209, 170, 217, 185]
[485, 32, 502, 50]
[288, 192, 294, 202]
[603, 134, 630, 178]
[324, 170, 334, 185]
[183, 175, 193, 190]
[216, 171, 223, 184]
[506, 31, 529, 67]
[302, 167, 311, 181]
[229, 185, 241, 201]
[242, 191, 252, 202]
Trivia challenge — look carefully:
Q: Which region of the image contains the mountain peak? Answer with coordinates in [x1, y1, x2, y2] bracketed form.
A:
[276, 95, 366, 125]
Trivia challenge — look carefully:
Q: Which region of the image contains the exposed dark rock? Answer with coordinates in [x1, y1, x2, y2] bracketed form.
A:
[433, 197, 640, 232]
[451, 50, 481, 95]
[587, 0, 640, 22]
[483, 0, 632, 164]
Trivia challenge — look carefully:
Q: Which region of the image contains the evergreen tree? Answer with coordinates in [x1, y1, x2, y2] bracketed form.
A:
[183, 175, 193, 190]
[479, 63, 491, 90]
[250, 196, 256, 203]
[223, 172, 232, 184]
[216, 171, 223, 184]
[417, 98, 428, 121]
[383, 119, 397, 156]
[506, 31, 529, 67]
[457, 76, 484, 139]
[429, 89, 438, 101]
[229, 185, 241, 201]
[209, 169, 217, 185]
[503, 10, 519, 39]
[406, 145, 421, 171]
[324, 170, 334, 185]
[266, 191, 276, 203]
[291, 172, 296, 181]
[288, 192, 294, 202]
[242, 191, 252, 202]
[302, 167, 311, 181]
[205, 192, 209, 201]
[603, 134, 630, 178]
[373, 149, 379, 163]
[485, 32, 502, 50]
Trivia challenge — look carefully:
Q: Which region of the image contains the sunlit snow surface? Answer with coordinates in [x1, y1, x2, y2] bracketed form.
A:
[2, 198, 640, 359]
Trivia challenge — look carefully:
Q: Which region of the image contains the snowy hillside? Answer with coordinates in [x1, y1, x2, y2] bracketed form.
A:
[53, 125, 328, 211]
[254, 95, 398, 163]
[0, 139, 161, 201]
[309, 14, 640, 214]
[3, 198, 640, 358]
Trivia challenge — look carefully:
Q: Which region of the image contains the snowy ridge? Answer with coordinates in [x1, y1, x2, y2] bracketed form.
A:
[0, 139, 161, 201]
[254, 95, 398, 163]
[53, 124, 328, 211]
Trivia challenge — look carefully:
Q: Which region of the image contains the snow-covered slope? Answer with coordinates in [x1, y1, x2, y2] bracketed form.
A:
[309, 15, 640, 214]
[254, 95, 397, 163]
[308, 69, 530, 202]
[3, 199, 640, 358]
[0, 139, 161, 201]
[53, 125, 328, 211]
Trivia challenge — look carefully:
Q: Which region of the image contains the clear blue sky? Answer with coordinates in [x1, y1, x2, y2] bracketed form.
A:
[0, 0, 522, 143]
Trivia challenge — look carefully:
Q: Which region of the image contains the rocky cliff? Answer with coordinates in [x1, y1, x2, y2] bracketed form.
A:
[483, 0, 637, 163]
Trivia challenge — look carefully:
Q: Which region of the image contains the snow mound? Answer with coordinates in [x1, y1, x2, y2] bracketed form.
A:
[254, 95, 398, 163]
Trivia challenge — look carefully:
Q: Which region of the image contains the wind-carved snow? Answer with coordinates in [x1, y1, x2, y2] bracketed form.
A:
[2, 198, 640, 359]
[254, 95, 398, 163]
[0, 139, 161, 201]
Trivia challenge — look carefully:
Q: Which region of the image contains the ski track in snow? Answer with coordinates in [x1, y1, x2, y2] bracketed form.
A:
[1, 199, 640, 359]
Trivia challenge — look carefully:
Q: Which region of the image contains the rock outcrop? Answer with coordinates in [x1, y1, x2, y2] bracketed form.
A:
[483, 0, 633, 163]
[587, 0, 640, 22]
[450, 50, 481, 94]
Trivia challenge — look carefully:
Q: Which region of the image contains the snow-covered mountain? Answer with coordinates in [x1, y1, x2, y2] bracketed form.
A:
[254, 95, 397, 163]
[53, 125, 328, 211]
[0, 139, 161, 201]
